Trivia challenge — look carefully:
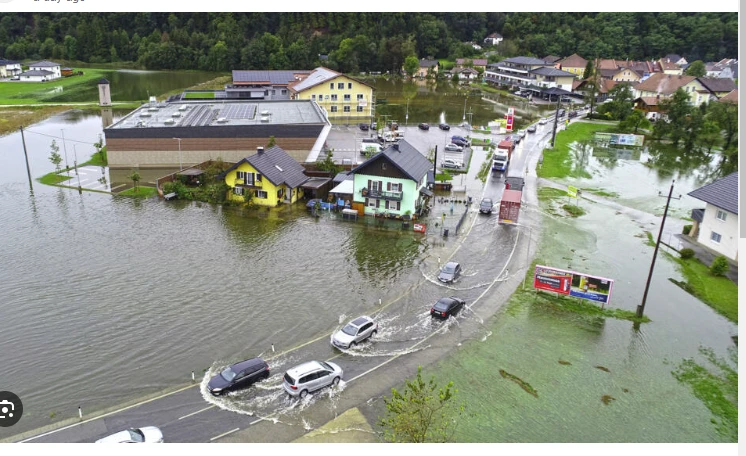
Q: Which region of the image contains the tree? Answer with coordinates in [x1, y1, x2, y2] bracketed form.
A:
[582, 60, 594, 79]
[582, 62, 601, 116]
[378, 366, 466, 443]
[685, 60, 706, 77]
[710, 256, 729, 276]
[266, 135, 277, 148]
[655, 88, 692, 147]
[93, 134, 105, 162]
[128, 169, 141, 192]
[48, 140, 62, 171]
[618, 110, 651, 134]
[317, 149, 341, 175]
[403, 55, 419, 78]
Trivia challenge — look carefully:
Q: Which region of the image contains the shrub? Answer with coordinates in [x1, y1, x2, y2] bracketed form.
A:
[709, 256, 730, 276]
[683, 224, 693, 235]
[679, 248, 695, 259]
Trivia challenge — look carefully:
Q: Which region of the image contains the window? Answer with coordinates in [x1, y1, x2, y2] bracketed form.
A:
[281, 89, 287, 95]
[277, 188, 283, 199]
[716, 210, 727, 221]
[271, 90, 276, 95]
[381, 163, 387, 170]
[348, 82, 352, 89]
[343, 106, 351, 112]
[233, 187, 244, 196]
[389, 182, 402, 192]
[710, 231, 722, 243]
[330, 105, 338, 112]
[344, 94, 351, 101]
[331, 94, 338, 101]
[356, 106, 364, 112]
[357, 94, 364, 100]
[367, 198, 376, 207]
[385, 200, 401, 211]
[337, 82, 344, 89]
[330, 83, 334, 89]
[256, 190, 268, 199]
[311, 94, 316, 100]
[264, 90, 269, 95]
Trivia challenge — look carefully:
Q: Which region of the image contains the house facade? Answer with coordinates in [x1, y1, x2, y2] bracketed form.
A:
[611, 67, 642, 83]
[223, 146, 309, 207]
[290, 67, 375, 118]
[350, 141, 432, 217]
[227, 70, 311, 100]
[633, 73, 709, 106]
[530, 67, 576, 91]
[484, 33, 503, 46]
[484, 56, 551, 88]
[688, 172, 738, 261]
[558, 53, 588, 79]
[22, 60, 62, 81]
[0, 59, 22, 77]
[455, 58, 488, 71]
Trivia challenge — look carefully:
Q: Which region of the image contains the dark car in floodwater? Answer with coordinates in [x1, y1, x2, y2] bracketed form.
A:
[430, 296, 466, 319]
[208, 357, 270, 396]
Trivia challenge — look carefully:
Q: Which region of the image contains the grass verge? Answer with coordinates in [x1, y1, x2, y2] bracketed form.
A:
[668, 255, 738, 323]
[476, 156, 492, 183]
[0, 106, 72, 137]
[118, 187, 157, 198]
[0, 69, 108, 104]
[537, 121, 615, 179]
[562, 204, 586, 217]
[581, 187, 619, 198]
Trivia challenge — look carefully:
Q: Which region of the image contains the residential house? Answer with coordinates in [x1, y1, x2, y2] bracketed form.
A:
[483, 33, 503, 46]
[697, 77, 737, 100]
[350, 140, 433, 218]
[0, 59, 22, 77]
[663, 54, 688, 66]
[558, 53, 588, 79]
[289, 67, 375, 118]
[718, 89, 738, 104]
[405, 59, 439, 78]
[470, 42, 483, 51]
[543, 55, 562, 65]
[19, 60, 62, 82]
[223, 146, 309, 207]
[632, 73, 709, 106]
[706, 59, 738, 79]
[227, 70, 312, 100]
[657, 58, 683, 75]
[484, 56, 552, 88]
[688, 172, 738, 261]
[633, 96, 663, 120]
[456, 58, 488, 71]
[529, 66, 576, 91]
[597, 58, 660, 81]
[610, 67, 642, 83]
[449, 67, 480, 81]
[575, 78, 619, 103]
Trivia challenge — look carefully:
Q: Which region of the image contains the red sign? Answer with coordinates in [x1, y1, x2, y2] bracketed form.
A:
[533, 266, 572, 295]
[505, 107, 515, 132]
[413, 223, 427, 233]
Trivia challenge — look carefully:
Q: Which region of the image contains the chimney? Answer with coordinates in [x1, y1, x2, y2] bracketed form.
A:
[394, 143, 400, 152]
[257, 146, 264, 154]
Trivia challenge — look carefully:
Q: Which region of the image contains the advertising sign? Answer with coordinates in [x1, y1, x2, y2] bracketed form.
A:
[413, 223, 427, 233]
[567, 185, 578, 198]
[533, 265, 614, 305]
[505, 107, 515, 132]
[595, 132, 645, 147]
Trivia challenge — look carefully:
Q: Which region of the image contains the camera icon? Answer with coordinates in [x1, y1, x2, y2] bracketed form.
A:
[0, 399, 15, 419]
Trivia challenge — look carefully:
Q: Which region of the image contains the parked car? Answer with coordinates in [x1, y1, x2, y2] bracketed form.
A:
[439, 123, 450, 130]
[539, 118, 547, 125]
[451, 139, 469, 148]
[568, 110, 578, 118]
[430, 297, 466, 319]
[438, 261, 462, 283]
[479, 198, 493, 214]
[358, 123, 369, 131]
[527, 125, 537, 133]
[517, 129, 526, 138]
[442, 159, 462, 169]
[418, 123, 430, 131]
[331, 316, 378, 349]
[96, 427, 164, 443]
[444, 143, 463, 152]
[282, 361, 343, 398]
[512, 135, 521, 145]
[207, 357, 270, 396]
[451, 135, 469, 145]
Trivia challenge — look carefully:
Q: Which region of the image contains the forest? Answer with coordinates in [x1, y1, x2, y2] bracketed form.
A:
[0, 12, 738, 73]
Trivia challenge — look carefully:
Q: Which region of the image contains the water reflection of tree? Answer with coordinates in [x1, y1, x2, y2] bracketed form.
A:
[347, 229, 424, 285]
[570, 140, 593, 177]
[644, 142, 719, 185]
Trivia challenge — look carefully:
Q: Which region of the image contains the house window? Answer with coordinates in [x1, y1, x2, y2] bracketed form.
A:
[344, 94, 351, 101]
[330, 106, 338, 112]
[357, 94, 364, 100]
[256, 190, 268, 199]
[281, 89, 287, 95]
[311, 95, 316, 100]
[233, 187, 244, 196]
[381, 163, 387, 170]
[257, 174, 262, 182]
[389, 182, 402, 192]
[367, 198, 376, 208]
[236, 171, 254, 186]
[716, 210, 727, 221]
[356, 106, 364, 112]
[264, 90, 269, 95]
[277, 188, 283, 199]
[710, 231, 722, 243]
[331, 94, 338, 101]
[385, 200, 401, 211]
[348, 83, 352, 89]
[338, 82, 344, 89]
[343, 106, 351, 112]
[371, 180, 382, 191]
[330, 83, 334, 89]
[272, 90, 276, 95]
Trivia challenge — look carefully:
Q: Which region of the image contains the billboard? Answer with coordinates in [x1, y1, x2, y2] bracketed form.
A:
[533, 265, 614, 305]
[595, 132, 645, 147]
[505, 107, 515, 132]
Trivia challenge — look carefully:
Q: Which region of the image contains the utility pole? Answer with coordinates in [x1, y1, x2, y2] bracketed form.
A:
[61, 128, 70, 176]
[20, 126, 33, 190]
[550, 95, 562, 148]
[637, 180, 681, 319]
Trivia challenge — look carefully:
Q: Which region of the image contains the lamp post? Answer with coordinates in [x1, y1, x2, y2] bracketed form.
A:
[173, 137, 183, 171]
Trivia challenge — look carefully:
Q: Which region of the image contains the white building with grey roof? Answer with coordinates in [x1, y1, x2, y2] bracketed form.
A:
[688, 172, 738, 261]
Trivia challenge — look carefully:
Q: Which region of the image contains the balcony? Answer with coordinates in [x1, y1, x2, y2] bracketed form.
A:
[361, 187, 403, 201]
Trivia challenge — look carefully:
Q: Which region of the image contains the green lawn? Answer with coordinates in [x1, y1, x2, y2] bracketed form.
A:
[183, 91, 216, 99]
[118, 187, 158, 198]
[671, 256, 738, 323]
[538, 121, 616, 180]
[0, 69, 108, 104]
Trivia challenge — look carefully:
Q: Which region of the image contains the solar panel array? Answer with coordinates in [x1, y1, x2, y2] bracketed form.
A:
[219, 103, 257, 120]
[180, 105, 219, 127]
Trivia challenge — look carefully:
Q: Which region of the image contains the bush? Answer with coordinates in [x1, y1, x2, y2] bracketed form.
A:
[710, 256, 730, 276]
[683, 224, 693, 235]
[679, 248, 695, 259]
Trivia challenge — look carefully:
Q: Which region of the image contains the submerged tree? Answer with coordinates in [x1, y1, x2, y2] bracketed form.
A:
[48, 140, 62, 171]
[128, 168, 141, 192]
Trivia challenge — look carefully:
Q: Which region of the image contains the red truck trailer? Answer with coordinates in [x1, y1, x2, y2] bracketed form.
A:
[498, 189, 522, 225]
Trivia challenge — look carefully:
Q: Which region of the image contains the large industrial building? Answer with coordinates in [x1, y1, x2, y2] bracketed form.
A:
[104, 99, 331, 169]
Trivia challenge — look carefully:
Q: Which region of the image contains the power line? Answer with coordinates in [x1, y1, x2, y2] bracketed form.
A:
[22, 128, 98, 146]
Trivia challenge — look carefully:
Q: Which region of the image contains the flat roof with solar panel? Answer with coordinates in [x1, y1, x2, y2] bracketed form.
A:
[107, 99, 327, 130]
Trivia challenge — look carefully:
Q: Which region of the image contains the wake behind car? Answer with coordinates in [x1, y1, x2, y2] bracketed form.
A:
[96, 427, 164, 443]
[479, 198, 493, 214]
[283, 360, 343, 398]
[332, 315, 378, 349]
[208, 357, 270, 396]
[430, 296, 466, 319]
[418, 123, 430, 130]
[438, 261, 462, 283]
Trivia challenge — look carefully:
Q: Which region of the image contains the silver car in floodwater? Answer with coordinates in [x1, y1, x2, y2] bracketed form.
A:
[95, 426, 164, 443]
[282, 361, 344, 398]
[332, 315, 378, 349]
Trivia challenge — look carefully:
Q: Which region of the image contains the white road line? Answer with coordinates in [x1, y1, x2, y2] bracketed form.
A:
[18, 383, 197, 442]
[209, 427, 240, 441]
[178, 405, 215, 420]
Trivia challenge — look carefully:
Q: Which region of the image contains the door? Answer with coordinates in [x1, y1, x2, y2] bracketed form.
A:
[313, 369, 332, 391]
[358, 322, 373, 340]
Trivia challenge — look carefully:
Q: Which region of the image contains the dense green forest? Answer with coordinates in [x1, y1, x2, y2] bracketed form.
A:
[0, 12, 737, 73]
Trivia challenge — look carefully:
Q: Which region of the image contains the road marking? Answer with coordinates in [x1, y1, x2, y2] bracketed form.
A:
[209, 427, 240, 441]
[18, 383, 197, 442]
[178, 405, 215, 420]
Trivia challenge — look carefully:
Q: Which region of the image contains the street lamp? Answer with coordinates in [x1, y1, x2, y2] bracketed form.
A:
[173, 137, 183, 171]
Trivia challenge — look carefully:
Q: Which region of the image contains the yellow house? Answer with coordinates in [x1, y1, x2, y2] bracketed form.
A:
[289, 67, 375, 118]
[558, 53, 588, 79]
[633, 73, 710, 106]
[223, 146, 309, 207]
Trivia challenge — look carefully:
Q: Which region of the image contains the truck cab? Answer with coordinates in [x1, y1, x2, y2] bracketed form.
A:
[492, 139, 514, 172]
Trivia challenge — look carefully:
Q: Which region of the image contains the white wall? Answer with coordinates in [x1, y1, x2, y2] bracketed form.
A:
[30, 65, 61, 79]
[697, 203, 738, 260]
